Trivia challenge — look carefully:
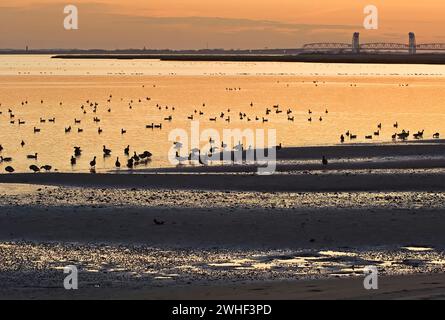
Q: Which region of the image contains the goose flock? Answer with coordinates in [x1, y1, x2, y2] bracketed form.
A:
[0, 82, 442, 174]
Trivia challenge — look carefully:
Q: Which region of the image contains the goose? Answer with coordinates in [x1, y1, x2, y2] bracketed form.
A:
[340, 135, 345, 143]
[175, 151, 188, 163]
[397, 131, 409, 140]
[433, 132, 440, 139]
[322, 156, 328, 166]
[74, 147, 82, 157]
[77, 128, 83, 133]
[164, 115, 172, 121]
[115, 157, 121, 168]
[90, 156, 97, 168]
[5, 166, 14, 173]
[74, 119, 81, 124]
[121, 129, 127, 135]
[288, 116, 294, 121]
[33, 127, 40, 133]
[146, 123, 154, 129]
[27, 153, 38, 160]
[365, 135, 373, 140]
[393, 122, 398, 128]
[124, 145, 130, 156]
[40, 165, 52, 172]
[276, 143, 283, 151]
[18, 120, 25, 125]
[198, 150, 208, 166]
[350, 134, 357, 140]
[70, 156, 76, 165]
[374, 130, 380, 136]
[29, 165, 40, 173]
[413, 130, 424, 139]
[21, 140, 25, 147]
[103, 146, 112, 156]
[65, 126, 71, 133]
[0, 145, 3, 152]
[98, 127, 103, 134]
[132, 152, 140, 162]
[139, 151, 152, 159]
[153, 219, 165, 226]
[0, 156, 12, 162]
[127, 158, 134, 169]
[48, 118, 55, 123]
[40, 118, 46, 123]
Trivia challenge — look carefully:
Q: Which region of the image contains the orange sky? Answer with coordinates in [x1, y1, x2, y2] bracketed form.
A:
[1, 0, 445, 49]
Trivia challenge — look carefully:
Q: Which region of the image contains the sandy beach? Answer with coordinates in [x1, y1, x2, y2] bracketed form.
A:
[0, 141, 445, 300]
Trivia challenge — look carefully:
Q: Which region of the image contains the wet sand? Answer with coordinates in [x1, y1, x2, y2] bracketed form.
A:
[1, 142, 445, 299]
[0, 170, 445, 192]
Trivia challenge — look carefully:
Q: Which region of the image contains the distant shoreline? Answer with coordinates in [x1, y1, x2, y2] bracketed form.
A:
[50, 53, 445, 65]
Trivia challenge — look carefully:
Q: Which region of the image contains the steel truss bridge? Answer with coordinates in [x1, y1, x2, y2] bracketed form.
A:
[303, 43, 445, 51]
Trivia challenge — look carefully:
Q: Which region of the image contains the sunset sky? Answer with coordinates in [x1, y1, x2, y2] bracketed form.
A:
[1, 0, 445, 49]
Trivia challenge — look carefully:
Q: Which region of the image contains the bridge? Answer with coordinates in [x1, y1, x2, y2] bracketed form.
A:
[302, 33, 445, 54]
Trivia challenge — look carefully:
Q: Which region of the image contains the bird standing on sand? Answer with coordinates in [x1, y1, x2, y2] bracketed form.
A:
[115, 157, 121, 168]
[124, 145, 130, 155]
[70, 156, 76, 166]
[322, 156, 328, 166]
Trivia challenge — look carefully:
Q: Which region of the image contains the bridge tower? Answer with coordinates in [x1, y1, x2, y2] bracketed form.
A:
[352, 32, 360, 54]
[409, 32, 416, 54]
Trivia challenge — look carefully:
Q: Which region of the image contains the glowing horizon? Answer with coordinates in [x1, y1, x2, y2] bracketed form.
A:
[1, 1, 445, 49]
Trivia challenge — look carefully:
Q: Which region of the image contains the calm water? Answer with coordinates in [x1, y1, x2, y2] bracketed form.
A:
[0, 55, 445, 173]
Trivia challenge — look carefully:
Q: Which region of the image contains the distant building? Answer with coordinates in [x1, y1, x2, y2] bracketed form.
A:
[352, 32, 360, 54]
[409, 32, 416, 54]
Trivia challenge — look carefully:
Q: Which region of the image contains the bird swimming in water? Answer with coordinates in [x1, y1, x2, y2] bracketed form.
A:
[90, 156, 96, 168]
[29, 165, 40, 173]
[5, 166, 14, 173]
[103, 145, 111, 156]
